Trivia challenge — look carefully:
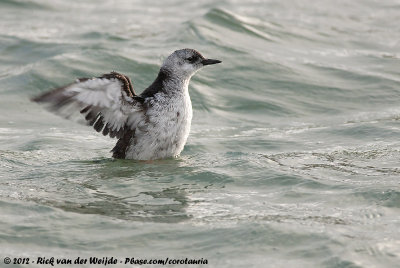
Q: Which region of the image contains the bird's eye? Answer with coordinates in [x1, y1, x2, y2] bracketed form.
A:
[186, 56, 198, 63]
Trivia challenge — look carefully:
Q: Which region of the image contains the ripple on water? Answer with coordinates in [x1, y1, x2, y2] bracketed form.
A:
[1, 0, 400, 267]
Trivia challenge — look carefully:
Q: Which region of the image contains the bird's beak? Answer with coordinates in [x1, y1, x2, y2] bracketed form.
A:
[201, 59, 222, 66]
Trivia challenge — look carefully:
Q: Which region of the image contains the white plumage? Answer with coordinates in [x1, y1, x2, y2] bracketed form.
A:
[33, 49, 221, 160]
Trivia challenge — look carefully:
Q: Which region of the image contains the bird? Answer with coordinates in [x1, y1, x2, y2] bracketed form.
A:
[32, 48, 221, 160]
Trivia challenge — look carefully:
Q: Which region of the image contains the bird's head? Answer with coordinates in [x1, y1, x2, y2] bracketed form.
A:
[161, 48, 221, 80]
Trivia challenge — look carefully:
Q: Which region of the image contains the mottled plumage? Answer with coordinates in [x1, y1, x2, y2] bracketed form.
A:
[32, 48, 221, 160]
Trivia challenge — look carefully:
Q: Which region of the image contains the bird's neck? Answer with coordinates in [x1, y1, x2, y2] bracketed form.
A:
[141, 68, 190, 99]
[158, 68, 190, 93]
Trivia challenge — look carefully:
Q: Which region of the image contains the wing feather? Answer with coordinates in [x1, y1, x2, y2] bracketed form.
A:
[32, 72, 146, 139]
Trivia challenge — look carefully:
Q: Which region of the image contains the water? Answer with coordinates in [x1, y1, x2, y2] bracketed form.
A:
[1, 0, 400, 267]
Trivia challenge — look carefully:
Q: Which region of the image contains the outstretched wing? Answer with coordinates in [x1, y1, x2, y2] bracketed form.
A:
[32, 72, 146, 139]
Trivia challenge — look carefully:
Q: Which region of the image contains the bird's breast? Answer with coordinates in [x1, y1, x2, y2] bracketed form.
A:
[126, 92, 192, 160]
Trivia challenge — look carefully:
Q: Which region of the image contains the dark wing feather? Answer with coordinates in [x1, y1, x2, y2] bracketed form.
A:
[32, 72, 146, 139]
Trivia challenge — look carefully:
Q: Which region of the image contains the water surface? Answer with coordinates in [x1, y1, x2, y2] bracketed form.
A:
[1, 0, 400, 267]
